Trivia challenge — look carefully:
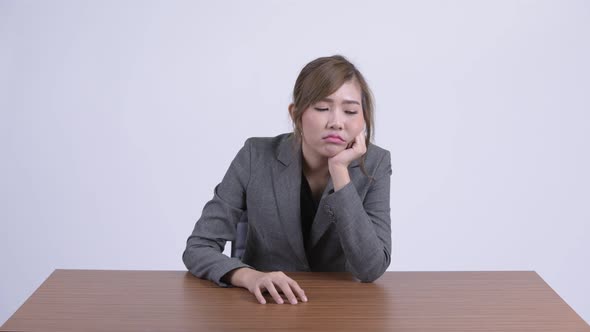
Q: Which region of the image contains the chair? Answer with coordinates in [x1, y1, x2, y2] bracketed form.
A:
[231, 211, 248, 260]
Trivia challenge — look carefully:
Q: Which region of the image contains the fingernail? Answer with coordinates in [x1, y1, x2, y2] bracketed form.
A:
[261, 300, 266, 304]
[303, 296, 308, 302]
[291, 299, 297, 304]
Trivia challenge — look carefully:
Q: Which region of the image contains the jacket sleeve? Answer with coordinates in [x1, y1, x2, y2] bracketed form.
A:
[182, 138, 253, 287]
[321, 150, 392, 282]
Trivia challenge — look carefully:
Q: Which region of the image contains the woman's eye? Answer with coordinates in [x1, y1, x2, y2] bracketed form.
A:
[314, 107, 329, 111]
[345, 110, 359, 115]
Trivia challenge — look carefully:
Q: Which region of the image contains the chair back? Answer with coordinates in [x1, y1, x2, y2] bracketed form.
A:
[231, 211, 248, 259]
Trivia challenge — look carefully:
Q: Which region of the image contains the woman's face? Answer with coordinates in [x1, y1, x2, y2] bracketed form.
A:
[298, 80, 365, 159]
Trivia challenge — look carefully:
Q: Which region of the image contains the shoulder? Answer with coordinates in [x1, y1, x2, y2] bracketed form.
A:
[244, 133, 290, 150]
[361, 142, 392, 178]
[241, 132, 292, 161]
[366, 142, 390, 159]
[365, 141, 391, 164]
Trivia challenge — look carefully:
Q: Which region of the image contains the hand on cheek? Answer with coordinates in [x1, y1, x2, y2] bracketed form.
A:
[328, 131, 367, 169]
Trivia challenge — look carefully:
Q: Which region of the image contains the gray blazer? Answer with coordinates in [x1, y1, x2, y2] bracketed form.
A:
[183, 133, 392, 286]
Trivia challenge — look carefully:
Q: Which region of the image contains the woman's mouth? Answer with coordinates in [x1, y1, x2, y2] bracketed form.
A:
[323, 134, 346, 144]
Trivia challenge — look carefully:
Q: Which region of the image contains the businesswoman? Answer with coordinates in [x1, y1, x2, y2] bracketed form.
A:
[183, 55, 392, 305]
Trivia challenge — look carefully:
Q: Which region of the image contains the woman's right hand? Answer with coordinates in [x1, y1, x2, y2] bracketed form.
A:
[226, 268, 308, 304]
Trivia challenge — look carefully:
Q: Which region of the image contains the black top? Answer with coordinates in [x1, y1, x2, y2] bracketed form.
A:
[300, 172, 319, 254]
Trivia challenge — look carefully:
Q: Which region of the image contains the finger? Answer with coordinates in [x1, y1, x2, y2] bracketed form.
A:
[287, 279, 308, 302]
[253, 287, 266, 304]
[278, 281, 298, 304]
[358, 131, 366, 144]
[358, 131, 367, 151]
[265, 281, 284, 304]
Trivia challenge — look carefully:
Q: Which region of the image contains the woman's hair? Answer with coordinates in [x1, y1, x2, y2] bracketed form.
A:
[290, 54, 375, 176]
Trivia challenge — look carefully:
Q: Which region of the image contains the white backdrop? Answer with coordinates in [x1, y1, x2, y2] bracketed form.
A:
[1, 0, 588, 325]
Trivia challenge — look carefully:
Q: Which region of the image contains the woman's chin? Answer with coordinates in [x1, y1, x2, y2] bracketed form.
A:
[322, 145, 345, 157]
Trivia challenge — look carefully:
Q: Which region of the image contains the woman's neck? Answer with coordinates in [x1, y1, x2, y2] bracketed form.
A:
[301, 142, 329, 178]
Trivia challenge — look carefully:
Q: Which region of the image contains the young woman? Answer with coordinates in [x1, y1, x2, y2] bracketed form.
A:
[183, 55, 392, 305]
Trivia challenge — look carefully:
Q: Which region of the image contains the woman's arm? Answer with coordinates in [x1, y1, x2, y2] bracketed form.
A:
[183, 138, 309, 304]
[182, 139, 253, 287]
[325, 149, 392, 282]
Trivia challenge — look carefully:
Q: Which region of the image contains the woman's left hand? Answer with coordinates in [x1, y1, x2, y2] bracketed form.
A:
[328, 131, 367, 169]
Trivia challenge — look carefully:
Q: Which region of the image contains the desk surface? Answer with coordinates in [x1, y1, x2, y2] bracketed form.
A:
[1, 270, 587, 331]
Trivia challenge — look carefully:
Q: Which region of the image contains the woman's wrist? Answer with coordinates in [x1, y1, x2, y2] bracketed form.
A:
[226, 267, 259, 288]
[329, 165, 350, 191]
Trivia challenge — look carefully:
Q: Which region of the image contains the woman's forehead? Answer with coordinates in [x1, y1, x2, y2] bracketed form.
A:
[317, 81, 362, 104]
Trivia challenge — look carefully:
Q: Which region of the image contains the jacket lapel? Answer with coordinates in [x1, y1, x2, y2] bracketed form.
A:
[271, 134, 308, 266]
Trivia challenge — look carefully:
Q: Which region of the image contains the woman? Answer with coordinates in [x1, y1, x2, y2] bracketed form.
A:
[183, 55, 392, 305]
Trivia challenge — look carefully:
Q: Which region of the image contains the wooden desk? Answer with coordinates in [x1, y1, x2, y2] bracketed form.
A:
[1, 270, 587, 331]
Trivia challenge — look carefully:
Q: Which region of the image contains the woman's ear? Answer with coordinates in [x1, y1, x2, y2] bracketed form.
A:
[288, 104, 296, 121]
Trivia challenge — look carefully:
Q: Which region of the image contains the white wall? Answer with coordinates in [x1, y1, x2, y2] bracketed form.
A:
[1, 0, 588, 325]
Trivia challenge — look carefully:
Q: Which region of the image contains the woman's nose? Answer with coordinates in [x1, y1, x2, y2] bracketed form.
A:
[327, 109, 344, 130]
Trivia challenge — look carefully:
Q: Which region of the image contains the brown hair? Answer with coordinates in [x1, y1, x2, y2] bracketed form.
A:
[290, 55, 375, 176]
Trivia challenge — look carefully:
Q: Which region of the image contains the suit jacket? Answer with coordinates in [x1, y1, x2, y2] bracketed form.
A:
[183, 133, 392, 286]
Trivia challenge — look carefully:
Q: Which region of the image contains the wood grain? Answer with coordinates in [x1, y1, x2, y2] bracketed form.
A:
[1, 270, 588, 331]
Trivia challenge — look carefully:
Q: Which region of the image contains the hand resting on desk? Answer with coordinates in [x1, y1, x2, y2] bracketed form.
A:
[223, 267, 308, 305]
